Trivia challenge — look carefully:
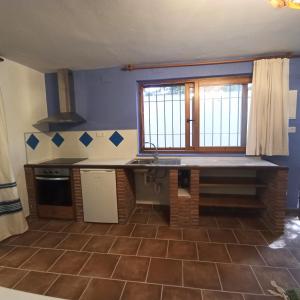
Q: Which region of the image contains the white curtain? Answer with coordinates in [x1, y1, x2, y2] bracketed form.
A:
[0, 88, 28, 241]
[246, 58, 289, 156]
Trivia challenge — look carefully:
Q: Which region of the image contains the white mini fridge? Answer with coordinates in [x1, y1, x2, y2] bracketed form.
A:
[80, 169, 118, 223]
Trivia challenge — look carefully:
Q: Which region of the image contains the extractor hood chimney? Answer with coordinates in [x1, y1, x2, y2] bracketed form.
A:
[34, 69, 85, 126]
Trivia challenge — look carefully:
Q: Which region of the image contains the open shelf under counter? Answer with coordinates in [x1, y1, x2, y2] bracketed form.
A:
[199, 193, 265, 209]
[199, 176, 267, 188]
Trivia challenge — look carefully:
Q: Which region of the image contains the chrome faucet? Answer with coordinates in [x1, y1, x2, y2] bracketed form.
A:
[145, 142, 159, 162]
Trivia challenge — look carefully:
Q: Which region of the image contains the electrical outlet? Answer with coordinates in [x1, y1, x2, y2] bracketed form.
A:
[288, 127, 296, 133]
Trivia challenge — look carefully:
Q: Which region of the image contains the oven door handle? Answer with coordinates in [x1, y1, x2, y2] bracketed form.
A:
[35, 176, 70, 181]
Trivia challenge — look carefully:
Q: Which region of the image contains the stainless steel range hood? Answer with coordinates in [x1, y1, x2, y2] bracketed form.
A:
[34, 69, 85, 126]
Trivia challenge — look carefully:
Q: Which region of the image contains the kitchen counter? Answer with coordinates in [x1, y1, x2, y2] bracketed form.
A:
[25, 156, 285, 169]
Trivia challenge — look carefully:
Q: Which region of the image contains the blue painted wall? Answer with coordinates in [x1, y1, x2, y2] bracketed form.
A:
[45, 59, 300, 208]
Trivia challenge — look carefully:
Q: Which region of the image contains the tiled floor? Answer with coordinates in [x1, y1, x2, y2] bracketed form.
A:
[0, 206, 300, 299]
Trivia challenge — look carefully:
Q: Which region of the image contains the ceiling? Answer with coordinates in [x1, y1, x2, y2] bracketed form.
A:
[0, 0, 299, 72]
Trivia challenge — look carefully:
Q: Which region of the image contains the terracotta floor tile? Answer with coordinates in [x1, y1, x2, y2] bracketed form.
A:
[202, 290, 244, 300]
[63, 222, 89, 233]
[239, 218, 267, 230]
[80, 253, 119, 277]
[253, 266, 298, 293]
[257, 246, 299, 268]
[217, 263, 262, 293]
[9, 231, 45, 246]
[27, 218, 49, 230]
[198, 216, 218, 228]
[49, 251, 90, 274]
[83, 235, 115, 253]
[80, 278, 124, 300]
[0, 245, 14, 258]
[148, 213, 169, 226]
[138, 239, 168, 257]
[109, 237, 141, 255]
[41, 220, 72, 232]
[208, 229, 237, 243]
[0, 247, 38, 268]
[46, 274, 89, 300]
[113, 256, 150, 281]
[183, 260, 220, 289]
[162, 286, 202, 300]
[84, 223, 112, 235]
[216, 217, 243, 229]
[32, 232, 68, 248]
[182, 228, 209, 242]
[147, 258, 182, 285]
[0, 267, 27, 288]
[234, 230, 267, 245]
[129, 213, 149, 224]
[227, 244, 265, 265]
[122, 282, 161, 300]
[132, 224, 157, 238]
[108, 224, 135, 236]
[157, 227, 182, 240]
[243, 295, 281, 299]
[260, 231, 283, 245]
[14, 271, 58, 294]
[197, 242, 231, 263]
[167, 240, 198, 260]
[56, 234, 91, 250]
[288, 268, 300, 285]
[21, 248, 63, 271]
[290, 248, 300, 263]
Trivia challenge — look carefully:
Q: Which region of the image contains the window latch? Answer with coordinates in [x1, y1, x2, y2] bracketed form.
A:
[186, 119, 195, 123]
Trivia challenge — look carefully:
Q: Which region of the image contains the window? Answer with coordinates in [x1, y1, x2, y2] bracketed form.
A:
[139, 76, 252, 153]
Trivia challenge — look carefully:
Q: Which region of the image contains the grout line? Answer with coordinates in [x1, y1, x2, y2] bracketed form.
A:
[286, 268, 300, 288]
[231, 230, 240, 244]
[11, 270, 30, 289]
[79, 235, 93, 251]
[46, 249, 66, 272]
[43, 273, 60, 295]
[118, 281, 127, 300]
[145, 257, 152, 283]
[78, 277, 92, 300]
[0, 246, 16, 259]
[254, 245, 268, 266]
[160, 285, 163, 300]
[18, 247, 40, 269]
[249, 265, 264, 295]
[55, 233, 71, 249]
[107, 237, 118, 254]
[30, 231, 48, 247]
[110, 256, 122, 279]
[224, 244, 233, 263]
[77, 252, 93, 275]
[195, 241, 199, 261]
[215, 263, 223, 291]
[181, 260, 184, 287]
[136, 238, 143, 256]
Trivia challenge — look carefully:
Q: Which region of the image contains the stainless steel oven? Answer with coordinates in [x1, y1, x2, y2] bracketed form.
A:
[34, 168, 72, 206]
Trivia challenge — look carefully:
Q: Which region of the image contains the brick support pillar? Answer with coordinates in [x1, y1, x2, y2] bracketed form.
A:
[72, 168, 84, 222]
[169, 169, 179, 226]
[24, 166, 37, 218]
[258, 168, 288, 232]
[169, 169, 200, 227]
[116, 169, 135, 224]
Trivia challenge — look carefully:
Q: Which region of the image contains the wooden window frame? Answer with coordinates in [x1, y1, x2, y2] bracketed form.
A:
[139, 75, 252, 154]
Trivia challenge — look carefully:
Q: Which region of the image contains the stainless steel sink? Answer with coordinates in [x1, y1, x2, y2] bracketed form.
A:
[128, 158, 181, 166]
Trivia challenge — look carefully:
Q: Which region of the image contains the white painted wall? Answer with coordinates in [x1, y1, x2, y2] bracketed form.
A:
[0, 59, 47, 216]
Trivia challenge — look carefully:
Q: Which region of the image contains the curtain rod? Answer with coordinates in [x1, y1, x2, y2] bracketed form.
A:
[122, 52, 300, 71]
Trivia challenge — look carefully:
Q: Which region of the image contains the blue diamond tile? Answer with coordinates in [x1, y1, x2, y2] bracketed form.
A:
[79, 132, 93, 147]
[26, 134, 39, 150]
[109, 131, 124, 147]
[51, 132, 64, 147]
